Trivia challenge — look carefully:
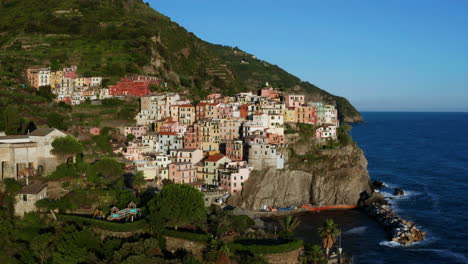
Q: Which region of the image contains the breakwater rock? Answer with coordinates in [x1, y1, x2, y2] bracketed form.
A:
[363, 203, 425, 245]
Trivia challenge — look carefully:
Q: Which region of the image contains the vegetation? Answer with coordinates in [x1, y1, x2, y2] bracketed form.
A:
[279, 215, 301, 239]
[0, 0, 360, 121]
[318, 219, 340, 256]
[148, 184, 207, 231]
[228, 239, 303, 255]
[51, 136, 84, 161]
[303, 243, 326, 264]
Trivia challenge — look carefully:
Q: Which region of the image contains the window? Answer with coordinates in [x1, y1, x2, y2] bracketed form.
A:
[22, 195, 27, 201]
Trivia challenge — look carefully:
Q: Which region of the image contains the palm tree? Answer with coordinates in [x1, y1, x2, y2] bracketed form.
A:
[279, 215, 301, 238]
[132, 171, 146, 195]
[308, 244, 325, 264]
[318, 219, 340, 257]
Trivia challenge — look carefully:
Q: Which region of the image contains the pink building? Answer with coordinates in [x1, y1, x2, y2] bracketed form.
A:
[219, 161, 252, 193]
[123, 141, 148, 161]
[218, 104, 234, 119]
[168, 163, 198, 184]
[284, 95, 305, 108]
[124, 126, 148, 138]
[63, 66, 77, 79]
[207, 94, 222, 100]
[170, 148, 204, 164]
[260, 87, 280, 100]
[225, 140, 244, 161]
[89, 127, 101, 136]
[160, 118, 179, 133]
[245, 134, 269, 145]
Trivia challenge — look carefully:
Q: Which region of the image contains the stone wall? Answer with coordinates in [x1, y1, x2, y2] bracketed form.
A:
[164, 236, 205, 258]
[264, 248, 302, 264]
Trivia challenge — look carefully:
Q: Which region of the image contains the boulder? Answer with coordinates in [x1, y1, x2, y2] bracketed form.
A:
[394, 188, 405, 196]
[372, 180, 385, 189]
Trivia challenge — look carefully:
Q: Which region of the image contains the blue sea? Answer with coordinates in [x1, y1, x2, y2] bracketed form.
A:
[293, 112, 468, 264]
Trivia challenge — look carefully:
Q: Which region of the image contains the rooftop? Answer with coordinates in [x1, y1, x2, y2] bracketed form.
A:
[19, 183, 47, 194]
[206, 154, 226, 162]
[28, 128, 58, 136]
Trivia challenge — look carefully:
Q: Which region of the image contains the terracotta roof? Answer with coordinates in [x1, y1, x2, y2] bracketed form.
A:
[19, 183, 47, 194]
[158, 132, 177, 136]
[206, 154, 226, 162]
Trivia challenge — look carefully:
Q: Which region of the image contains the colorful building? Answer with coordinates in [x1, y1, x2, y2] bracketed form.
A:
[219, 161, 252, 193]
[108, 76, 159, 97]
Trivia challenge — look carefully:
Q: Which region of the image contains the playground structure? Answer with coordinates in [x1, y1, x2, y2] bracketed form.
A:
[93, 209, 105, 219]
[106, 202, 142, 222]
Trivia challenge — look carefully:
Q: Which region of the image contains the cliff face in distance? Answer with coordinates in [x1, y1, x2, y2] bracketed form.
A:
[230, 144, 372, 210]
[0, 0, 362, 122]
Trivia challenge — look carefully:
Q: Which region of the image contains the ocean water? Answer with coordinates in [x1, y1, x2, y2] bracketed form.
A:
[293, 112, 468, 264]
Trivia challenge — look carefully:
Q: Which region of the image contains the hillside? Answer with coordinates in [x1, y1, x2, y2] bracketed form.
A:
[0, 0, 362, 122]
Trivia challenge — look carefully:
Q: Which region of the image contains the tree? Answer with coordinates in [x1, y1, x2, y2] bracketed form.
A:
[132, 171, 146, 195]
[47, 112, 69, 131]
[53, 227, 99, 264]
[3, 105, 21, 135]
[92, 157, 124, 184]
[126, 133, 136, 142]
[51, 136, 84, 162]
[31, 233, 53, 264]
[37, 85, 56, 101]
[304, 244, 325, 264]
[279, 215, 301, 238]
[318, 219, 340, 257]
[148, 184, 206, 231]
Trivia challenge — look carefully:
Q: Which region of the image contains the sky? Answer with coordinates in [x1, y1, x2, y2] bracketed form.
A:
[148, 0, 468, 111]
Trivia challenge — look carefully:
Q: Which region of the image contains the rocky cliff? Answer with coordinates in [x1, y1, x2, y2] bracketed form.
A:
[230, 144, 372, 210]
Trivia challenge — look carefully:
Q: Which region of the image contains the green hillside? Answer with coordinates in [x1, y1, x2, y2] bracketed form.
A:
[0, 0, 362, 122]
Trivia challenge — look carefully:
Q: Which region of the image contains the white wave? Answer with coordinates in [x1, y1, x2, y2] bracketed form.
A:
[343, 226, 367, 235]
[379, 241, 402, 248]
[408, 249, 468, 263]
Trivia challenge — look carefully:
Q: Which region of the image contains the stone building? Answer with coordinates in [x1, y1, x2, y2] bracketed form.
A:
[14, 182, 47, 216]
[0, 128, 66, 181]
[248, 143, 284, 170]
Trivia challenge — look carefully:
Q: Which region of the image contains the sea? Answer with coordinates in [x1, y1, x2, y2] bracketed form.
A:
[293, 112, 468, 264]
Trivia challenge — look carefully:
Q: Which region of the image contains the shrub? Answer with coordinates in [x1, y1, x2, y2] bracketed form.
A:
[162, 229, 211, 243]
[58, 214, 147, 232]
[228, 239, 303, 255]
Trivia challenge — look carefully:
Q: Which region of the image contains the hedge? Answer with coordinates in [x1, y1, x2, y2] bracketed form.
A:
[228, 239, 303, 254]
[162, 229, 211, 243]
[58, 214, 147, 232]
[58, 215, 211, 242]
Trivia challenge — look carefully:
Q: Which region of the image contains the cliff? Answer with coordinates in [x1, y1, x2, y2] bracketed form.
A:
[230, 143, 372, 210]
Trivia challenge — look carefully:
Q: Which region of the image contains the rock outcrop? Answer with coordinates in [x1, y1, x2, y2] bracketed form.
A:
[230, 144, 372, 210]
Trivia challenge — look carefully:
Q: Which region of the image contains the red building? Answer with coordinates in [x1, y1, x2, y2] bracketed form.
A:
[108, 76, 159, 97]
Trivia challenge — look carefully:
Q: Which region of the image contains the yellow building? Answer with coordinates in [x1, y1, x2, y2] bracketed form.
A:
[284, 108, 297, 123]
[50, 70, 63, 89]
[198, 119, 221, 151]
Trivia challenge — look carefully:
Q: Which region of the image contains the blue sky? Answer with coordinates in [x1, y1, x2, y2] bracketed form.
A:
[148, 0, 468, 111]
